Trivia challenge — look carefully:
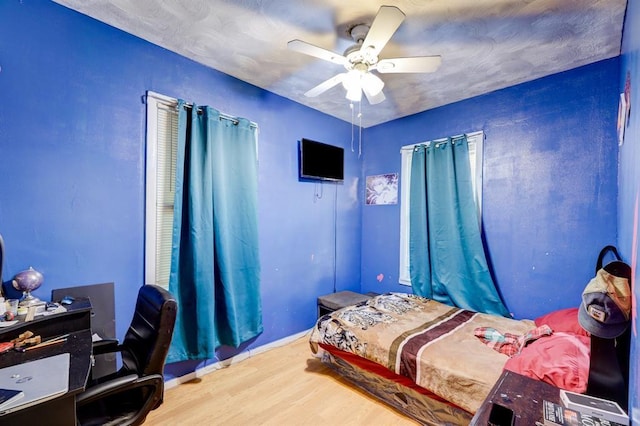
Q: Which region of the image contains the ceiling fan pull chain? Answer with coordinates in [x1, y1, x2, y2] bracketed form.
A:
[350, 102, 355, 152]
[358, 102, 362, 158]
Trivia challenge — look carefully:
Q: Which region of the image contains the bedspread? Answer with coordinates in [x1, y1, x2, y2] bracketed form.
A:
[309, 293, 535, 413]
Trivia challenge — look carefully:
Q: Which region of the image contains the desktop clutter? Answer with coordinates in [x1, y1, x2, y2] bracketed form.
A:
[0, 292, 70, 355]
[0, 234, 65, 316]
[0, 234, 60, 320]
[0, 291, 69, 355]
[0, 266, 67, 324]
[0, 238, 69, 354]
[0, 331, 69, 354]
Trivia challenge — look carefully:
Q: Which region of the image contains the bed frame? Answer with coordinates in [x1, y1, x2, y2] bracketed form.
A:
[320, 344, 472, 425]
[309, 293, 539, 424]
[310, 292, 631, 425]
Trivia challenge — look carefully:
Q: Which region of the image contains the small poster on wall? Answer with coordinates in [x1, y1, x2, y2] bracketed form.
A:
[618, 92, 627, 146]
[366, 173, 398, 205]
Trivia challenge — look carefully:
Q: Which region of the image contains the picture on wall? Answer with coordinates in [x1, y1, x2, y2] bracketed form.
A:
[366, 173, 398, 205]
[618, 92, 627, 146]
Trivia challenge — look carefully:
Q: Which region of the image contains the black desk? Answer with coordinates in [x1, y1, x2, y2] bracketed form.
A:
[470, 370, 561, 425]
[0, 299, 92, 341]
[0, 301, 92, 426]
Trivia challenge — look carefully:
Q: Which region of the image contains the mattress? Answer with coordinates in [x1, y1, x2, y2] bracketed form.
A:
[309, 292, 535, 414]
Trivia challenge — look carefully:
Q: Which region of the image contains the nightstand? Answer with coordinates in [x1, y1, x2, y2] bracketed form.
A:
[317, 291, 372, 318]
[470, 370, 561, 425]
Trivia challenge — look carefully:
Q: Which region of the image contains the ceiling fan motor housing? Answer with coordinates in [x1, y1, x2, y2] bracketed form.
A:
[343, 24, 379, 70]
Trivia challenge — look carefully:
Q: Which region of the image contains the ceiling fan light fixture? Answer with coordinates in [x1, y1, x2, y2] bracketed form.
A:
[342, 69, 384, 103]
[343, 70, 363, 102]
[362, 73, 384, 96]
[345, 83, 363, 102]
[342, 69, 361, 89]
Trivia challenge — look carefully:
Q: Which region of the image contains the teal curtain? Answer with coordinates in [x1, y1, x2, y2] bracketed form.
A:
[167, 101, 262, 363]
[409, 136, 509, 316]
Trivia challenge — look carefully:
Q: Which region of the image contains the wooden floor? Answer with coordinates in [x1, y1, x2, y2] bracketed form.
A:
[146, 333, 418, 425]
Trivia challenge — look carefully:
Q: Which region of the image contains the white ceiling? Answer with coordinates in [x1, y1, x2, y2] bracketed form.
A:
[53, 0, 627, 128]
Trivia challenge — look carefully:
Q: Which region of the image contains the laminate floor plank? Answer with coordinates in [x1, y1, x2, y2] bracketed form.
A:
[146, 333, 418, 425]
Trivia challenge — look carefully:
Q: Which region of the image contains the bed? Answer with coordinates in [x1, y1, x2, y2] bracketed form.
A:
[309, 292, 591, 425]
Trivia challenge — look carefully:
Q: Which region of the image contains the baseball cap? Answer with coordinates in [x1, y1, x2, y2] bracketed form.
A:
[578, 266, 631, 339]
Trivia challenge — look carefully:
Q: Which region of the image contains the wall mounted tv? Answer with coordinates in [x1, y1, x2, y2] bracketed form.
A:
[299, 138, 344, 182]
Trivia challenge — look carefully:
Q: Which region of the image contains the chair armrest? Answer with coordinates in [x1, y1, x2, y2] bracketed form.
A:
[77, 373, 164, 404]
[92, 338, 121, 356]
[76, 373, 140, 406]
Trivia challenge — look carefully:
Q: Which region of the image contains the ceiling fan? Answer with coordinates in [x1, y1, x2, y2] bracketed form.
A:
[288, 5, 442, 105]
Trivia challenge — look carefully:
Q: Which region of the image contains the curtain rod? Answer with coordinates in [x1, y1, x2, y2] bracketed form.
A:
[181, 103, 258, 129]
[146, 92, 257, 129]
[400, 130, 483, 152]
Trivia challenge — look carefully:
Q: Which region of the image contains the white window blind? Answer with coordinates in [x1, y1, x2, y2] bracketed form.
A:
[398, 131, 484, 286]
[145, 91, 179, 289]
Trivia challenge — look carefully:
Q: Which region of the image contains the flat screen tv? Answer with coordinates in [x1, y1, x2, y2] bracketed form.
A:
[299, 138, 344, 182]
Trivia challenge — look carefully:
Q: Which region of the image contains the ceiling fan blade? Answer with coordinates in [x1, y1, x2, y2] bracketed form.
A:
[361, 6, 405, 57]
[287, 39, 347, 66]
[377, 56, 442, 74]
[304, 73, 347, 97]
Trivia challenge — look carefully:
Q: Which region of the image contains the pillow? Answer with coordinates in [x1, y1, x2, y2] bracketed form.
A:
[534, 307, 590, 337]
[504, 332, 590, 393]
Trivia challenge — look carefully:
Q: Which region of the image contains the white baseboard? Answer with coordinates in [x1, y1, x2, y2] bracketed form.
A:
[164, 329, 312, 390]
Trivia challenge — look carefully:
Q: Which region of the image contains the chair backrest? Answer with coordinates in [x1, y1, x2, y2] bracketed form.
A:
[121, 285, 177, 377]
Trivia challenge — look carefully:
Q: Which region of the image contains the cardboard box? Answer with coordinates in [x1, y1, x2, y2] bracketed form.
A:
[559, 390, 628, 425]
[544, 400, 625, 426]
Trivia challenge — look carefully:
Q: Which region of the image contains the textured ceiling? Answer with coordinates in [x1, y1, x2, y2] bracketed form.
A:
[53, 0, 626, 128]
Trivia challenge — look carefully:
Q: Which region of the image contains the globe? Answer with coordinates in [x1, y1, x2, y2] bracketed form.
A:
[12, 267, 44, 306]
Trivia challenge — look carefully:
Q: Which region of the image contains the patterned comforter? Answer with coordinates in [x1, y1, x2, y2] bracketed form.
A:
[309, 293, 535, 413]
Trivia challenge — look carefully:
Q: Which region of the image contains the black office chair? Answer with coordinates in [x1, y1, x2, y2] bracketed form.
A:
[75, 285, 177, 426]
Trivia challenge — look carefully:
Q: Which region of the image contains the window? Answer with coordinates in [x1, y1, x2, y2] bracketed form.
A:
[145, 91, 179, 289]
[398, 131, 484, 285]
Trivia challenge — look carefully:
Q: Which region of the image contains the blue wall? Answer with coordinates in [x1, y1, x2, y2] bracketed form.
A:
[0, 1, 362, 374]
[0, 0, 634, 406]
[361, 59, 620, 320]
[619, 0, 640, 420]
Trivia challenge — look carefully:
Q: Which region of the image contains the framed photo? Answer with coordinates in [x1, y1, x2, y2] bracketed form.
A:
[366, 173, 398, 205]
